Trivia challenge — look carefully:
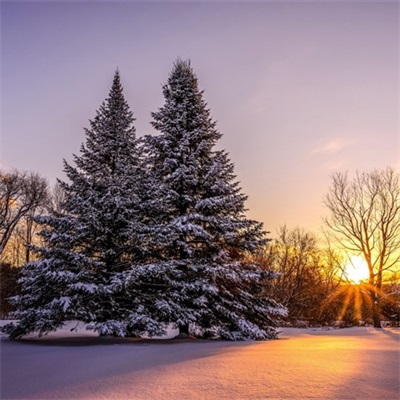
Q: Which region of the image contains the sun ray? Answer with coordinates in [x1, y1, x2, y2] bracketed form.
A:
[337, 287, 353, 321]
[353, 287, 362, 321]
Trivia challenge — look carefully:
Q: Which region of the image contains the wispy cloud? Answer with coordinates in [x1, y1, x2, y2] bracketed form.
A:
[311, 138, 351, 155]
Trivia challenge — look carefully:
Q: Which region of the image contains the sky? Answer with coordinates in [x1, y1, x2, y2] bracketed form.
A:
[1, 0, 398, 236]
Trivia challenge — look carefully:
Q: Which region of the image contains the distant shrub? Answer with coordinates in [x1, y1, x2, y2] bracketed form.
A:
[0, 262, 20, 318]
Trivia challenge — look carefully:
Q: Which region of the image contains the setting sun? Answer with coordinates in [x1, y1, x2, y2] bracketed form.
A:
[344, 256, 370, 284]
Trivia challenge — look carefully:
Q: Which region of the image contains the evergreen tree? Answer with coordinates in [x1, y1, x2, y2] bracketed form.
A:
[2, 71, 155, 339]
[128, 59, 285, 339]
[2, 63, 285, 341]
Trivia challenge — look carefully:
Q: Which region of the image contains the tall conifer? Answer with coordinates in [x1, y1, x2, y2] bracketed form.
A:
[135, 59, 285, 339]
[3, 71, 146, 338]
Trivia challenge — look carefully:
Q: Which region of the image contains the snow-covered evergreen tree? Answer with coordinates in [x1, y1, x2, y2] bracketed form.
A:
[2, 71, 155, 339]
[129, 59, 286, 339]
[2, 63, 285, 341]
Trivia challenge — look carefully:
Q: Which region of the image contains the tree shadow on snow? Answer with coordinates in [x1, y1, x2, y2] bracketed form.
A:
[13, 334, 259, 347]
[0, 334, 265, 399]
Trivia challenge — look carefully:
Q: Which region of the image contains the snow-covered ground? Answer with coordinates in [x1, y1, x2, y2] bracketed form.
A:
[1, 322, 399, 399]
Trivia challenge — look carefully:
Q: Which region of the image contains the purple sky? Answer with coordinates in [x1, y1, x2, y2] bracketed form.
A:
[1, 1, 398, 235]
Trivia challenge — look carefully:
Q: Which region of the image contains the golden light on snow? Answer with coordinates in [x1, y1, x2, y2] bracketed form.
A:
[343, 255, 370, 284]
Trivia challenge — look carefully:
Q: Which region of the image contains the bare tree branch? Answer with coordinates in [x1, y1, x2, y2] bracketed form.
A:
[0, 169, 49, 258]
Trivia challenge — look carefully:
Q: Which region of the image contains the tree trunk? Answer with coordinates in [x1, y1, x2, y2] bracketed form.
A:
[372, 305, 381, 328]
[25, 217, 33, 264]
[370, 290, 381, 328]
[179, 324, 189, 335]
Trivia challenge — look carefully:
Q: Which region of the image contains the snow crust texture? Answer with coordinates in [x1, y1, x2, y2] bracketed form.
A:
[1, 326, 398, 399]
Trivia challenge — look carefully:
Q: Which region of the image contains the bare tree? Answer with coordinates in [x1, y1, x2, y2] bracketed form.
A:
[270, 226, 321, 314]
[0, 169, 49, 259]
[49, 181, 66, 214]
[255, 226, 336, 325]
[324, 167, 400, 327]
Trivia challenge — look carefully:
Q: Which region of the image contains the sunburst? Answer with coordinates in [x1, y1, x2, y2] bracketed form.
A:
[343, 255, 370, 284]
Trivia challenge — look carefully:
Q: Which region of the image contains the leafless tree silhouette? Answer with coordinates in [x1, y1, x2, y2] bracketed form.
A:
[0, 169, 48, 261]
[324, 167, 400, 327]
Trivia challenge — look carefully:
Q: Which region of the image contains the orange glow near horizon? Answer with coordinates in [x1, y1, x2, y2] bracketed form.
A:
[343, 255, 370, 284]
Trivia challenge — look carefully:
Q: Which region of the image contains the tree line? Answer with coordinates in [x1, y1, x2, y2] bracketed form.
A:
[255, 225, 399, 327]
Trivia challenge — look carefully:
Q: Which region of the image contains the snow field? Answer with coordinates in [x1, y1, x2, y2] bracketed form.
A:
[1, 324, 399, 399]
